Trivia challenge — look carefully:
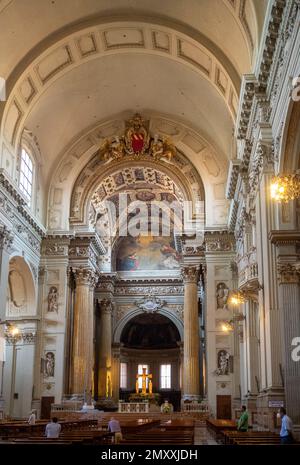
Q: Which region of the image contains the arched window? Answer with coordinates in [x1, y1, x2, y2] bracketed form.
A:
[19, 148, 34, 205]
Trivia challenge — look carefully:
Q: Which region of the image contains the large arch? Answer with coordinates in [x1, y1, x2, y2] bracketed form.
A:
[113, 308, 184, 344]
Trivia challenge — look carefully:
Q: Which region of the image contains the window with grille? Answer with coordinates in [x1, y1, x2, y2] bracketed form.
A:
[160, 364, 171, 389]
[120, 362, 127, 389]
[19, 148, 33, 205]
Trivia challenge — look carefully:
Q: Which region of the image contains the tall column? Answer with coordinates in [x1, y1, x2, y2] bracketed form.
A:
[98, 299, 112, 399]
[181, 266, 200, 401]
[112, 343, 120, 403]
[244, 300, 260, 413]
[0, 225, 13, 411]
[71, 268, 96, 400]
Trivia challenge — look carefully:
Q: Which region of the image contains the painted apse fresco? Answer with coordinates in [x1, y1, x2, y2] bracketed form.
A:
[116, 235, 181, 271]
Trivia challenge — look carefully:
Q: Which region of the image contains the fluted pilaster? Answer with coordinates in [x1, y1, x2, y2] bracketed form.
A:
[278, 264, 300, 423]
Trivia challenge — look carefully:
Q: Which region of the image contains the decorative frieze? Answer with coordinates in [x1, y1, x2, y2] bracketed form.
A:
[205, 231, 235, 252]
[277, 263, 300, 284]
[114, 284, 183, 296]
[5, 331, 36, 345]
[0, 224, 14, 252]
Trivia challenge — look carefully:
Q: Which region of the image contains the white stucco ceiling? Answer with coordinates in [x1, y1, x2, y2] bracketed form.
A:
[25, 53, 232, 180]
[0, 0, 268, 81]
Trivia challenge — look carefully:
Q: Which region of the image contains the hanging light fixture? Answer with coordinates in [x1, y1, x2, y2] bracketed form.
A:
[270, 173, 300, 202]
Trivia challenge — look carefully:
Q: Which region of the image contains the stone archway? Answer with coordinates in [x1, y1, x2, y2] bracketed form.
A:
[116, 311, 183, 411]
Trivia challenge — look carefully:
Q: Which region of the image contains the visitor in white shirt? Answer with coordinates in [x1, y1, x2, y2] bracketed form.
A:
[45, 417, 61, 439]
[108, 417, 123, 444]
[279, 407, 293, 444]
[28, 410, 36, 425]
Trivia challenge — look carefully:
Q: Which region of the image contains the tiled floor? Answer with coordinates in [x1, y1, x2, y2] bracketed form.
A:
[194, 426, 218, 445]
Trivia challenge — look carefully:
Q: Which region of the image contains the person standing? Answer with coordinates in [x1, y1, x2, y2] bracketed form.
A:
[28, 410, 36, 425]
[108, 417, 123, 444]
[237, 405, 249, 432]
[45, 417, 61, 439]
[279, 407, 294, 444]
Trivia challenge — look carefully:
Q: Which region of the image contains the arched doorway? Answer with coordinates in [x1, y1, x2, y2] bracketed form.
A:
[119, 312, 182, 411]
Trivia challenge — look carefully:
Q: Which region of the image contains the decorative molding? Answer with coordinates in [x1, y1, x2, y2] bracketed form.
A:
[205, 231, 235, 252]
[269, 230, 300, 246]
[73, 267, 97, 287]
[181, 265, 199, 283]
[0, 223, 14, 252]
[277, 263, 300, 284]
[134, 295, 166, 313]
[226, 159, 242, 199]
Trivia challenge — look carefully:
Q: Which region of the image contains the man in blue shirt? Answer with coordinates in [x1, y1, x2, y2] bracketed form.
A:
[279, 407, 294, 444]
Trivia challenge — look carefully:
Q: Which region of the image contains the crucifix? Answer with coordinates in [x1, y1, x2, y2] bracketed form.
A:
[136, 368, 153, 395]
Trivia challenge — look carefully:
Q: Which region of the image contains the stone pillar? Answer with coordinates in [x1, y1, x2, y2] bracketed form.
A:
[98, 299, 112, 399]
[181, 266, 200, 401]
[71, 268, 96, 400]
[277, 264, 300, 423]
[244, 300, 260, 414]
[255, 164, 284, 428]
[0, 225, 13, 411]
[112, 343, 121, 403]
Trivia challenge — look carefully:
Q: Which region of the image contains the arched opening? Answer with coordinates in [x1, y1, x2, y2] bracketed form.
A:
[118, 312, 182, 411]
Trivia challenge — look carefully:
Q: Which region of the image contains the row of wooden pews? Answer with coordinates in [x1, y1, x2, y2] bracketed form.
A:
[207, 419, 300, 446]
[0, 419, 112, 445]
[121, 419, 195, 445]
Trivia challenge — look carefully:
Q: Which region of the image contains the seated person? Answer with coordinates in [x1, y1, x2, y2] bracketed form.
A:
[108, 417, 122, 444]
[45, 417, 61, 438]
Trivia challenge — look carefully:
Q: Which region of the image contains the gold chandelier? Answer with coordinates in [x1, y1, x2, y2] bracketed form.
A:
[270, 173, 300, 202]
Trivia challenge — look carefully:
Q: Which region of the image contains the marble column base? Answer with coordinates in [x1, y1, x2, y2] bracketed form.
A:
[256, 388, 285, 431]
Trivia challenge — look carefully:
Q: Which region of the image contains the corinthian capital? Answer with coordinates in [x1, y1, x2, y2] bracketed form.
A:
[0, 224, 14, 252]
[181, 265, 199, 283]
[100, 298, 113, 314]
[74, 267, 97, 287]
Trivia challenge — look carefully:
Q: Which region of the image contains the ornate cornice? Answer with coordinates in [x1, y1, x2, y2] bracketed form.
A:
[0, 169, 45, 237]
[204, 230, 235, 252]
[226, 159, 242, 199]
[0, 224, 14, 252]
[269, 230, 300, 246]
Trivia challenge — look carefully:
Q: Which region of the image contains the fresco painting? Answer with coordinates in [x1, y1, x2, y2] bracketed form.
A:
[116, 235, 181, 271]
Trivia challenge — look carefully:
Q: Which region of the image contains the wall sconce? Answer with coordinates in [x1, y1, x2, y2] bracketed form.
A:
[270, 173, 300, 202]
[221, 313, 245, 332]
[229, 290, 247, 306]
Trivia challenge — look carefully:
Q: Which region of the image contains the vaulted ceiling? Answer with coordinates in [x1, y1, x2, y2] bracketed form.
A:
[0, 0, 269, 227]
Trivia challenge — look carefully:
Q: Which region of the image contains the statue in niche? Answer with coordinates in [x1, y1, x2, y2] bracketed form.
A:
[44, 352, 55, 378]
[47, 286, 58, 312]
[216, 282, 229, 310]
[216, 350, 229, 376]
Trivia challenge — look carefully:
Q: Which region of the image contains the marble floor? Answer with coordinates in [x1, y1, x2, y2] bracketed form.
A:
[194, 426, 218, 445]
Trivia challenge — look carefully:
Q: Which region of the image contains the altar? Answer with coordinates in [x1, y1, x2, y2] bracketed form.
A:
[118, 401, 149, 413]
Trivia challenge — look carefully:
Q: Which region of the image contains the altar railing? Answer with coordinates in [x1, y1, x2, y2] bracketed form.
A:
[182, 402, 209, 413]
[118, 402, 149, 413]
[51, 401, 83, 412]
